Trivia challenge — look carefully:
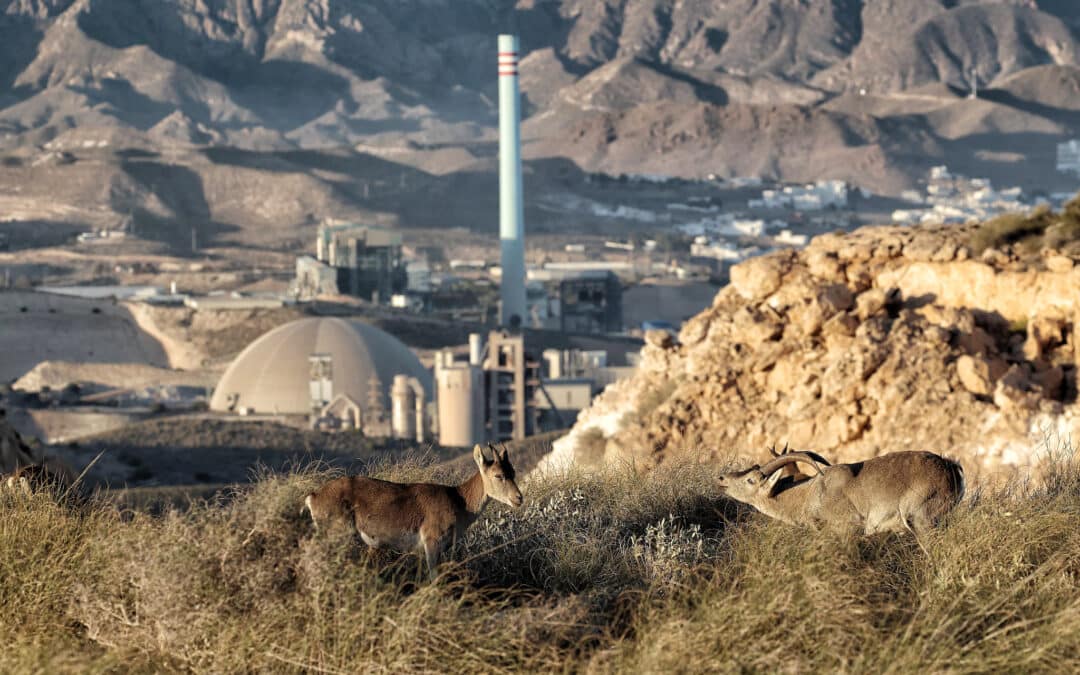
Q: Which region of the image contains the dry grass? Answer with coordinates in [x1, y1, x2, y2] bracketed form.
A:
[4, 449, 1080, 673]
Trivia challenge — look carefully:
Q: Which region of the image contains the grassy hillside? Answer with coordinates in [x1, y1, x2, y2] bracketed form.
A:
[4, 449, 1080, 672]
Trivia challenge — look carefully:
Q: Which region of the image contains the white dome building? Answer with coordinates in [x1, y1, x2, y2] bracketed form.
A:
[209, 318, 430, 417]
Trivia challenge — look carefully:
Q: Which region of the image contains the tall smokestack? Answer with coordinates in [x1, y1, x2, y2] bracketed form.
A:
[498, 34, 526, 329]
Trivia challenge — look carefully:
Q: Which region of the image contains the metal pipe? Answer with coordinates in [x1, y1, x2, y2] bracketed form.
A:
[498, 34, 526, 329]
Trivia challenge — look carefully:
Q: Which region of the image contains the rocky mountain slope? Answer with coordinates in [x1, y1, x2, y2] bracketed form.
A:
[544, 204, 1080, 484]
[1, 1, 1079, 249]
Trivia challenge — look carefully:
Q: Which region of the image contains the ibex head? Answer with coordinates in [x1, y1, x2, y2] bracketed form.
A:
[718, 450, 826, 503]
[473, 444, 524, 508]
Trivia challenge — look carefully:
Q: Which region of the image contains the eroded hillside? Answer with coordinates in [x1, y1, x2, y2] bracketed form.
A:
[2, 1, 1080, 250]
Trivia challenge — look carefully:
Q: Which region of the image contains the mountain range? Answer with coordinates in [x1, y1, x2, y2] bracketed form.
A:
[1, 0, 1079, 250]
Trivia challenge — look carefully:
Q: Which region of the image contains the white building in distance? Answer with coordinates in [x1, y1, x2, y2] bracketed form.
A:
[1057, 140, 1080, 176]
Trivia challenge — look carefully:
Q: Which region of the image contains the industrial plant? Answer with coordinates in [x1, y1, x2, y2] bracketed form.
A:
[206, 34, 640, 445]
[293, 222, 407, 302]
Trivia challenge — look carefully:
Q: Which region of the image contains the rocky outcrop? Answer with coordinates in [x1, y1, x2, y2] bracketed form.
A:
[543, 222, 1080, 484]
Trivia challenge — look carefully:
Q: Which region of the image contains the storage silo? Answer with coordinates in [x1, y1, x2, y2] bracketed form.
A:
[435, 352, 485, 447]
[391, 375, 416, 440]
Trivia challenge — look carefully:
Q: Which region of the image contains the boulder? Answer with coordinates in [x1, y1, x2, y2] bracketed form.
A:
[790, 299, 825, 336]
[818, 284, 854, 315]
[931, 243, 958, 262]
[1023, 317, 1066, 361]
[730, 255, 786, 300]
[955, 355, 1007, 396]
[956, 327, 996, 357]
[854, 287, 893, 320]
[821, 312, 858, 339]
[1045, 255, 1074, 273]
[805, 249, 845, 282]
[992, 366, 1040, 411]
[644, 329, 676, 349]
[731, 307, 782, 344]
[1034, 365, 1065, 400]
[981, 248, 1010, 266]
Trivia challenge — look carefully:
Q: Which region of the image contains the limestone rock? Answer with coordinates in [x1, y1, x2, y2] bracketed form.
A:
[731, 306, 782, 344]
[729, 255, 786, 301]
[1045, 255, 1074, 273]
[993, 366, 1040, 411]
[790, 299, 826, 336]
[805, 249, 844, 282]
[818, 284, 854, 315]
[931, 243, 958, 262]
[902, 236, 938, 262]
[981, 248, 1010, 266]
[1034, 365, 1065, 401]
[955, 354, 1006, 396]
[956, 327, 996, 357]
[854, 287, 892, 320]
[645, 329, 676, 349]
[678, 316, 710, 346]
[821, 312, 858, 339]
[552, 220, 1080, 485]
[1023, 317, 1066, 361]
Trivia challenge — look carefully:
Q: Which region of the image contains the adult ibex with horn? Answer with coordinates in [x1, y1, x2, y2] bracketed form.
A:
[717, 446, 964, 538]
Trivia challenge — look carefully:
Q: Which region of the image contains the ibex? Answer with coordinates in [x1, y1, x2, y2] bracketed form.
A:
[304, 444, 524, 579]
[768, 443, 831, 481]
[2, 462, 73, 498]
[718, 449, 964, 538]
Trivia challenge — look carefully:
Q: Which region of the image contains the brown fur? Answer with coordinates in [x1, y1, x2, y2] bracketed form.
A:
[719, 450, 965, 538]
[3, 461, 73, 497]
[305, 444, 523, 578]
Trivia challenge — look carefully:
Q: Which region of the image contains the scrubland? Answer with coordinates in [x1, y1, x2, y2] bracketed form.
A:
[4, 450, 1080, 673]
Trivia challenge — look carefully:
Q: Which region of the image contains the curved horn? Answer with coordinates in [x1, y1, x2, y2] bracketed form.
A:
[759, 452, 826, 477]
[767, 442, 790, 459]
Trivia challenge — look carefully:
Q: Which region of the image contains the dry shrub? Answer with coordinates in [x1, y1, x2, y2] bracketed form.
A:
[4, 451, 1080, 672]
[970, 196, 1080, 254]
[613, 457, 1080, 673]
[0, 490, 117, 671]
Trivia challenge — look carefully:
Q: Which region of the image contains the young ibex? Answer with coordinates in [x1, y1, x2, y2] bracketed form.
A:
[304, 444, 524, 578]
[718, 449, 964, 538]
[2, 462, 73, 498]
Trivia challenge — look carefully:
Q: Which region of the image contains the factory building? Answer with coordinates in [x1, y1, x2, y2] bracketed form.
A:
[293, 222, 406, 302]
[432, 332, 640, 446]
[434, 331, 540, 446]
[210, 318, 430, 439]
[318, 222, 406, 302]
[558, 271, 623, 334]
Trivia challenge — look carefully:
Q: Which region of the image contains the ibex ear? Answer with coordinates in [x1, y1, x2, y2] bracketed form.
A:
[497, 445, 509, 462]
[473, 444, 487, 467]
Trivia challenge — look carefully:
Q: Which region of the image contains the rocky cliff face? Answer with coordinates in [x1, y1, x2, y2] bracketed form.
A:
[544, 220, 1080, 485]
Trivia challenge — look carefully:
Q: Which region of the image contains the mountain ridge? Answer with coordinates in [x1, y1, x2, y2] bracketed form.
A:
[1, 0, 1078, 249]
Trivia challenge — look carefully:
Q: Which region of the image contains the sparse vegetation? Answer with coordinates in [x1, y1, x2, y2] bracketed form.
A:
[970, 195, 1080, 254]
[4, 449, 1080, 672]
